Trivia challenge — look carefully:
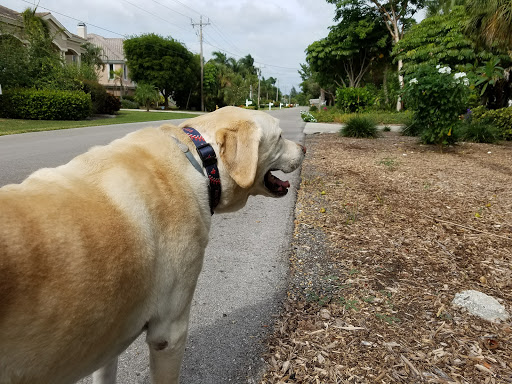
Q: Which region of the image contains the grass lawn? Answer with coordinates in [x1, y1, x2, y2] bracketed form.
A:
[0, 110, 200, 136]
[312, 109, 413, 125]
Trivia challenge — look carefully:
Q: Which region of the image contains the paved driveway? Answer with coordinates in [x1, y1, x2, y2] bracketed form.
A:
[0, 108, 305, 383]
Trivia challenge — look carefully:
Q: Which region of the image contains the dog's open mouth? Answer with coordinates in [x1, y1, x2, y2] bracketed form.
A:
[264, 170, 290, 197]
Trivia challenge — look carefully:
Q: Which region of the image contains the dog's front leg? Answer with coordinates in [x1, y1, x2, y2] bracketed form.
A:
[146, 305, 192, 384]
[92, 356, 118, 384]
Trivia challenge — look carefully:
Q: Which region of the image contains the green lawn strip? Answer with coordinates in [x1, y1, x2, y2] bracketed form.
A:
[0, 111, 200, 136]
[312, 110, 413, 125]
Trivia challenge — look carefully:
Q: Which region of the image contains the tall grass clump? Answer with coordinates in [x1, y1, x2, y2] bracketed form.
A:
[340, 116, 379, 138]
[457, 119, 500, 143]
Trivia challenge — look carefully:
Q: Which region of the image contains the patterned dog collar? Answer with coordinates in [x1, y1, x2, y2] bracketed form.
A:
[182, 127, 221, 214]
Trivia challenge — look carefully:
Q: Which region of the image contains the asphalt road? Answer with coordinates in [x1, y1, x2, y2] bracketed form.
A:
[0, 108, 306, 383]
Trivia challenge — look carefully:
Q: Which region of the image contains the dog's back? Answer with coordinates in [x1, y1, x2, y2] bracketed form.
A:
[0, 129, 172, 383]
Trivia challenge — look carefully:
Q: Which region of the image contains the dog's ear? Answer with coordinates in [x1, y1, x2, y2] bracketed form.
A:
[216, 121, 260, 189]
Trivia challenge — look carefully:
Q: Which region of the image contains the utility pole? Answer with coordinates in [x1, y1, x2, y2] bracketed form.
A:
[256, 65, 264, 109]
[192, 16, 210, 112]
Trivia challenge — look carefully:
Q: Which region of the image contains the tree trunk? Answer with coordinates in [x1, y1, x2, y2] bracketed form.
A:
[396, 58, 404, 111]
[163, 90, 169, 109]
[319, 88, 325, 109]
[383, 64, 389, 106]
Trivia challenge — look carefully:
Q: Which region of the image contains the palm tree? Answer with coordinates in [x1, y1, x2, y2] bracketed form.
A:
[466, 0, 512, 50]
[111, 68, 125, 99]
[134, 83, 159, 111]
[237, 54, 257, 76]
[426, 0, 466, 16]
[211, 51, 228, 66]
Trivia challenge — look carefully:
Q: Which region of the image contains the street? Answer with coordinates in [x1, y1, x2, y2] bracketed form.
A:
[0, 108, 305, 383]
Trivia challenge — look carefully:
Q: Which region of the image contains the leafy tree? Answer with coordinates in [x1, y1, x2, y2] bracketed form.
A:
[327, 0, 427, 110]
[134, 83, 160, 111]
[0, 34, 30, 89]
[306, 5, 390, 89]
[289, 86, 299, 104]
[124, 34, 199, 109]
[394, 6, 511, 107]
[203, 52, 259, 108]
[394, 7, 512, 71]
[466, 0, 512, 50]
[298, 63, 323, 103]
[203, 61, 220, 110]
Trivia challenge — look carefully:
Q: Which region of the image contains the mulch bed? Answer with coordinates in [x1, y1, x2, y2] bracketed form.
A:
[260, 132, 512, 384]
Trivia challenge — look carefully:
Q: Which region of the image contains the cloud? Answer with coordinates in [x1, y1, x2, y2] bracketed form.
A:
[2, 0, 336, 92]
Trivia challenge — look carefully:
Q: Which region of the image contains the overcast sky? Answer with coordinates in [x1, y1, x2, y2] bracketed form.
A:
[2, 0, 338, 95]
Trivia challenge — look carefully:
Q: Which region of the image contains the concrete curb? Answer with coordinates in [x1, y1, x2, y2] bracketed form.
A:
[304, 122, 404, 135]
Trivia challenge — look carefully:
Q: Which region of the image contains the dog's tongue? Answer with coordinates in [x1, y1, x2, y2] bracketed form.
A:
[264, 171, 290, 196]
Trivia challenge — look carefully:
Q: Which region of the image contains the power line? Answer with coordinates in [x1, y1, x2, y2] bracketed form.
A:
[166, 0, 202, 17]
[121, 0, 190, 34]
[16, 0, 199, 59]
[16, 0, 301, 84]
[147, 0, 194, 20]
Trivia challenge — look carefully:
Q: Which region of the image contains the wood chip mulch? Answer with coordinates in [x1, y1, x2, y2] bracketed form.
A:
[260, 132, 512, 384]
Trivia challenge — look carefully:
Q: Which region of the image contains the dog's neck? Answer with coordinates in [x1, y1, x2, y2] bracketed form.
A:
[181, 127, 221, 215]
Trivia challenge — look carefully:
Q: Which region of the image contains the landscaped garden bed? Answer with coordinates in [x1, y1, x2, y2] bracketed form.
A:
[261, 131, 512, 383]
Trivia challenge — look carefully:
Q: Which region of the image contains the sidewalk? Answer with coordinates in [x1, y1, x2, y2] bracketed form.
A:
[120, 108, 207, 115]
[304, 122, 404, 134]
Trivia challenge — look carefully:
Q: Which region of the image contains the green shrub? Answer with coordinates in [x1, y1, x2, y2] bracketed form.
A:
[336, 87, 375, 113]
[300, 110, 317, 122]
[0, 89, 92, 120]
[311, 108, 336, 122]
[121, 99, 140, 109]
[457, 119, 500, 143]
[309, 105, 318, 112]
[340, 116, 379, 138]
[475, 107, 512, 140]
[81, 80, 107, 114]
[103, 94, 121, 115]
[122, 95, 136, 102]
[403, 64, 469, 146]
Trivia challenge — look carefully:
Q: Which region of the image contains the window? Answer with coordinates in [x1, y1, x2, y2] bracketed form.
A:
[123, 64, 128, 80]
[109, 64, 114, 80]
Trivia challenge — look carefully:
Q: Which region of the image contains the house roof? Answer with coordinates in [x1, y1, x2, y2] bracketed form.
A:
[0, 5, 86, 44]
[0, 5, 51, 23]
[87, 33, 125, 62]
[0, 4, 21, 21]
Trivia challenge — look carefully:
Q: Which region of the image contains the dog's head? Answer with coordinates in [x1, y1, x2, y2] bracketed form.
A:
[179, 106, 305, 213]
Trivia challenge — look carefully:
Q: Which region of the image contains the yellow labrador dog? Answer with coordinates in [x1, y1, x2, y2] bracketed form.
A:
[0, 106, 305, 384]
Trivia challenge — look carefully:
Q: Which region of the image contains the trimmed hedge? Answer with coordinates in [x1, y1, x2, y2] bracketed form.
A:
[0, 89, 92, 120]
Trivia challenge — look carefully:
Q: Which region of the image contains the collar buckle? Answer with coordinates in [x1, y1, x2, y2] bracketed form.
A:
[196, 143, 218, 168]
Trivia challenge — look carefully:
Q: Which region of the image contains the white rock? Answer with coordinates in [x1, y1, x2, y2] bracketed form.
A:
[452, 290, 510, 322]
